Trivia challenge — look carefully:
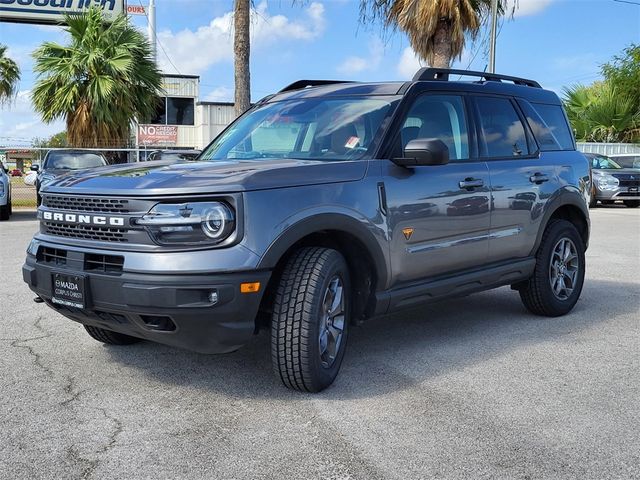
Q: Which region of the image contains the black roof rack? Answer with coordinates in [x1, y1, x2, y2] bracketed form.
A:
[279, 79, 354, 93]
[412, 68, 541, 88]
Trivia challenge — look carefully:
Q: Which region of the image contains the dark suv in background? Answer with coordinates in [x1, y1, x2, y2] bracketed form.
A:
[32, 149, 108, 205]
[24, 69, 590, 392]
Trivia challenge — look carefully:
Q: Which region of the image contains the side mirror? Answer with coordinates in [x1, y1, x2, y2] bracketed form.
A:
[31, 165, 40, 172]
[395, 138, 449, 167]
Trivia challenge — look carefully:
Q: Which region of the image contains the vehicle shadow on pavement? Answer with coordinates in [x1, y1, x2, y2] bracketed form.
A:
[2, 210, 37, 222]
[104, 279, 638, 400]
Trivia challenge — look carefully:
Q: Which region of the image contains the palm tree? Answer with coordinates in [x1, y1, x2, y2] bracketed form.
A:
[31, 7, 163, 148]
[564, 83, 639, 143]
[0, 44, 21, 105]
[360, 0, 512, 68]
[234, 0, 251, 117]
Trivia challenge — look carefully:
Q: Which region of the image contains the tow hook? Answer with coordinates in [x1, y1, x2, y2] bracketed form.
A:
[33, 296, 44, 304]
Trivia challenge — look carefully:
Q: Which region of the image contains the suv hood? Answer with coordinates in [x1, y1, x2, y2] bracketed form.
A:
[42, 158, 368, 196]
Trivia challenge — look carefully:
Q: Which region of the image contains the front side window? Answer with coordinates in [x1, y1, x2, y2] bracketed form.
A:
[399, 94, 470, 161]
[200, 96, 399, 162]
[476, 97, 530, 158]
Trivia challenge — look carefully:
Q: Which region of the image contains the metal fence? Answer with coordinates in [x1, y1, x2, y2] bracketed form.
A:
[577, 142, 640, 156]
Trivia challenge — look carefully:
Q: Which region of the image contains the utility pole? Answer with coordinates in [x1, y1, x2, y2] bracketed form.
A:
[148, 0, 157, 64]
[488, 0, 499, 73]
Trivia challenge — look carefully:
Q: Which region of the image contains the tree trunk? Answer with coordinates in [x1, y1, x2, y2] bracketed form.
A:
[431, 19, 452, 69]
[234, 0, 251, 117]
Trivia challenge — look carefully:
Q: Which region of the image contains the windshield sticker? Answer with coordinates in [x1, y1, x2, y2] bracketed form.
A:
[345, 136, 360, 149]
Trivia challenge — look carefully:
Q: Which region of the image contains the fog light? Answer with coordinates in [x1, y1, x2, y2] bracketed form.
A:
[209, 290, 219, 305]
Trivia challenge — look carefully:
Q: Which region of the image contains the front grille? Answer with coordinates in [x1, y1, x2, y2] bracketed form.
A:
[43, 195, 130, 213]
[619, 180, 640, 187]
[43, 222, 128, 242]
[37, 247, 67, 266]
[84, 253, 124, 274]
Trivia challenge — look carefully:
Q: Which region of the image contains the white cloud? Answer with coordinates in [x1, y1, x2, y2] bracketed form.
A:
[205, 86, 234, 102]
[157, 1, 326, 75]
[336, 38, 384, 75]
[397, 47, 425, 79]
[508, 0, 554, 17]
[0, 90, 64, 146]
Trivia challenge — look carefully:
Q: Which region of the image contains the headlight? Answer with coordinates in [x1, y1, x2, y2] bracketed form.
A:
[596, 174, 619, 191]
[136, 202, 235, 245]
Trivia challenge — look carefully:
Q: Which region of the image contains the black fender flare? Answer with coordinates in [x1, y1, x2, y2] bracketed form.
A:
[257, 213, 389, 286]
[530, 188, 590, 255]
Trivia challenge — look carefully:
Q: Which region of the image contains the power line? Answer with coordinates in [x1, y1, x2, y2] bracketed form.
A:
[613, 0, 640, 5]
[137, 0, 183, 76]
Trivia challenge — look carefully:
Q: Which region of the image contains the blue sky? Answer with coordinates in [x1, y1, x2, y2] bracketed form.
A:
[1, 0, 639, 145]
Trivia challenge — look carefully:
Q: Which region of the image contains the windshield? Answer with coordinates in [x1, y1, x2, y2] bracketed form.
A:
[611, 156, 640, 169]
[200, 96, 399, 162]
[590, 155, 623, 170]
[45, 152, 107, 170]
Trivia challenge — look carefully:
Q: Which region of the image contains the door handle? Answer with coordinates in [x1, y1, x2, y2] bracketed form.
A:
[529, 173, 549, 184]
[459, 178, 484, 190]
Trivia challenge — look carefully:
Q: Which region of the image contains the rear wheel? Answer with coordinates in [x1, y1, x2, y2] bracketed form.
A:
[271, 247, 350, 392]
[84, 325, 142, 345]
[623, 200, 640, 208]
[519, 220, 585, 317]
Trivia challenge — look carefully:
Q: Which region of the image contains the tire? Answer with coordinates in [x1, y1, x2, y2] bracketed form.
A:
[84, 325, 142, 345]
[588, 188, 597, 208]
[623, 200, 640, 208]
[271, 247, 350, 392]
[0, 203, 9, 221]
[519, 220, 585, 317]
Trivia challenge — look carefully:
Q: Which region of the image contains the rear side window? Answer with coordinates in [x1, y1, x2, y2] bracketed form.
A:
[475, 97, 530, 158]
[520, 101, 574, 151]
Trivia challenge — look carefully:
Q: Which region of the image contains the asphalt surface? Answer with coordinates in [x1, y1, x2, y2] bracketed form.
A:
[1, 207, 639, 480]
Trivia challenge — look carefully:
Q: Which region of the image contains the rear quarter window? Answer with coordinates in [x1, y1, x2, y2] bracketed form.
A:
[520, 101, 575, 151]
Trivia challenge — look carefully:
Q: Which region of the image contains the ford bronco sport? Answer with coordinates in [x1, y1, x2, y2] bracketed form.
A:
[23, 68, 590, 392]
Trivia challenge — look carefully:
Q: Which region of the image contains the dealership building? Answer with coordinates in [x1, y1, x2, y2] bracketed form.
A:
[136, 74, 236, 158]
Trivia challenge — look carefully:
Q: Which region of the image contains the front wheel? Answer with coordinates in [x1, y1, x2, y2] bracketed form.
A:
[623, 200, 640, 208]
[519, 220, 585, 317]
[271, 247, 350, 392]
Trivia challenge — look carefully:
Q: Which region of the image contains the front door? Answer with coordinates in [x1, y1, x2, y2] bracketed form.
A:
[383, 94, 491, 287]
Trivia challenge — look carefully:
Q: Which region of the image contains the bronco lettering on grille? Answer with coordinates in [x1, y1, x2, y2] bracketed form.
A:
[42, 211, 125, 227]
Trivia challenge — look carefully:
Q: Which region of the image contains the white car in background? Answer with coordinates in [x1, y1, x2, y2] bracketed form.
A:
[0, 164, 12, 221]
[24, 170, 38, 186]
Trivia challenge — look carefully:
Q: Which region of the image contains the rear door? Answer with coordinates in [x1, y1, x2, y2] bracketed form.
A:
[382, 93, 492, 286]
[472, 95, 559, 262]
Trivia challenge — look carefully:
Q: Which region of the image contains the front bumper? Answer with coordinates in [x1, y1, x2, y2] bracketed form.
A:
[23, 243, 271, 354]
[595, 187, 640, 201]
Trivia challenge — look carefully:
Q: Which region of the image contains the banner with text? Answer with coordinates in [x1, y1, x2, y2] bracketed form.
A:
[138, 125, 178, 146]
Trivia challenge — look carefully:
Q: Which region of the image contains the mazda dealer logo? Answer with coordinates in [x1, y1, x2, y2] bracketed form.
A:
[41, 211, 126, 227]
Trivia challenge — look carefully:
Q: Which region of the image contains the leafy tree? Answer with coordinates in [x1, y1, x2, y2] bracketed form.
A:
[32, 132, 68, 149]
[0, 44, 21, 105]
[359, 0, 514, 68]
[602, 44, 640, 106]
[31, 7, 163, 148]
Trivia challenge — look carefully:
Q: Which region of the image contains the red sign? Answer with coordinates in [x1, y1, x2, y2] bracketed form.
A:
[138, 125, 178, 146]
[127, 5, 146, 15]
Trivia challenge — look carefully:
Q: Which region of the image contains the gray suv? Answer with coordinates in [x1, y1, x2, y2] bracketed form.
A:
[23, 69, 590, 392]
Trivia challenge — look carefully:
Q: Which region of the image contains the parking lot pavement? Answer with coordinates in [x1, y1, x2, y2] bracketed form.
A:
[1, 207, 638, 480]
